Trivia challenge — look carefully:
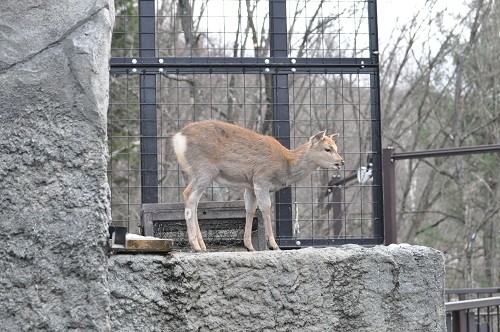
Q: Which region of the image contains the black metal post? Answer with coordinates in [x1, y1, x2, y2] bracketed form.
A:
[269, 0, 293, 239]
[382, 148, 397, 245]
[368, 0, 384, 244]
[139, 0, 158, 204]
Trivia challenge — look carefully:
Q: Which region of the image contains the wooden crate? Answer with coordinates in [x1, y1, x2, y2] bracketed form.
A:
[141, 201, 267, 251]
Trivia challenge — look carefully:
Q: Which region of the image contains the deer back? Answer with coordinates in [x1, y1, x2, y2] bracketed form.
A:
[173, 120, 289, 178]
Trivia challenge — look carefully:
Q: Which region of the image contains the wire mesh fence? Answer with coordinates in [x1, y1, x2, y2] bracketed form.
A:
[108, 0, 383, 249]
[112, 0, 372, 58]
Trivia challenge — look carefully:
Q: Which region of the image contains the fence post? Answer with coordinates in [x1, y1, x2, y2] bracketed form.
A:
[269, 0, 293, 239]
[382, 148, 397, 245]
[139, 0, 158, 204]
[450, 310, 469, 332]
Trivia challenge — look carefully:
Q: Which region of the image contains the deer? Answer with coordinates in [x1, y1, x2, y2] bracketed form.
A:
[172, 119, 344, 252]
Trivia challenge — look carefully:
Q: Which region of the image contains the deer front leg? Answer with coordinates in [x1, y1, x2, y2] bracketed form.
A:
[254, 185, 280, 250]
[244, 188, 258, 251]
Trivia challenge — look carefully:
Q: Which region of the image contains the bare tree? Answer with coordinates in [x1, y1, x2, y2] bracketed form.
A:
[380, 0, 499, 287]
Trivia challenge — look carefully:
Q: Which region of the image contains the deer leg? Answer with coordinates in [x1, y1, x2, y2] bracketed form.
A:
[183, 182, 202, 251]
[193, 211, 206, 251]
[183, 175, 213, 252]
[254, 185, 280, 250]
[243, 188, 258, 251]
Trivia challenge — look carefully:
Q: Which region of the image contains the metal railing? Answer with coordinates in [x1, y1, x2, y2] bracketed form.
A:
[381, 144, 500, 244]
[446, 288, 500, 332]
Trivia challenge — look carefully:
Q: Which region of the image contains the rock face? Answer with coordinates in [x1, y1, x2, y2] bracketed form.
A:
[109, 245, 446, 332]
[0, 1, 114, 330]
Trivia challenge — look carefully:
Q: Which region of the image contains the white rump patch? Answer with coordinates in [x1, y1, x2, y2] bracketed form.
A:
[173, 133, 187, 165]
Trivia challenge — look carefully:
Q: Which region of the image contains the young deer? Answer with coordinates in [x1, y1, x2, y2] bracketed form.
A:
[172, 120, 344, 252]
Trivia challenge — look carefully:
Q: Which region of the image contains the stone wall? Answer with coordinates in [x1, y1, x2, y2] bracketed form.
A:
[109, 245, 446, 332]
[0, 1, 114, 330]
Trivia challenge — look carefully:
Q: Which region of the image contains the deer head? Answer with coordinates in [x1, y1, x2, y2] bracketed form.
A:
[307, 131, 344, 169]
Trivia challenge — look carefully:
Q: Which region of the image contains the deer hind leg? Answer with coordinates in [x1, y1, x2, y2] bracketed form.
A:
[254, 185, 280, 250]
[243, 188, 258, 251]
[183, 174, 214, 252]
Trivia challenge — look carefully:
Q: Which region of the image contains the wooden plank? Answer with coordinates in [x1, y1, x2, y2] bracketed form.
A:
[111, 246, 173, 254]
[147, 210, 247, 222]
[142, 200, 247, 212]
[126, 235, 173, 251]
[126, 239, 172, 251]
[111, 234, 173, 254]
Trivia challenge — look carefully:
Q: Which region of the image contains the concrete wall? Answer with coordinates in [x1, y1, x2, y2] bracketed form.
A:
[0, 1, 114, 330]
[109, 245, 446, 332]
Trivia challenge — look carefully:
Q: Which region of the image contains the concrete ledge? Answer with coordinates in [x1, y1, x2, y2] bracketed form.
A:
[109, 244, 445, 331]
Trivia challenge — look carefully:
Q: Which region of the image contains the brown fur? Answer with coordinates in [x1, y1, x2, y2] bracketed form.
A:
[172, 120, 344, 251]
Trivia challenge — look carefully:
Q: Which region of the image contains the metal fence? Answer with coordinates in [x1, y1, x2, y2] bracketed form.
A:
[382, 144, 500, 244]
[108, 0, 384, 248]
[446, 288, 500, 332]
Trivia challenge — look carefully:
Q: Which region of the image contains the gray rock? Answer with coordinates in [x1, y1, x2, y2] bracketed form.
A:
[109, 245, 446, 332]
[0, 0, 114, 330]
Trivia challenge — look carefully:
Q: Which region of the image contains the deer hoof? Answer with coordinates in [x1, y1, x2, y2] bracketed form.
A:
[270, 245, 281, 251]
[190, 243, 203, 252]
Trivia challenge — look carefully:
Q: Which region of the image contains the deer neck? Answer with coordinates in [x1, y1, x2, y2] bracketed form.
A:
[286, 143, 317, 184]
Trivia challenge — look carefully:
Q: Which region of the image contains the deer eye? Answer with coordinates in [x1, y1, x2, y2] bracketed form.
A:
[325, 148, 331, 153]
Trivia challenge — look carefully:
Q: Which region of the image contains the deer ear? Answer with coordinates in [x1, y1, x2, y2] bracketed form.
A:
[330, 133, 340, 141]
[310, 131, 326, 146]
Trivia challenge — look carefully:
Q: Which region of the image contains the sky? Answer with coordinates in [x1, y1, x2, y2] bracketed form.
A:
[376, 0, 471, 60]
[377, 0, 469, 43]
